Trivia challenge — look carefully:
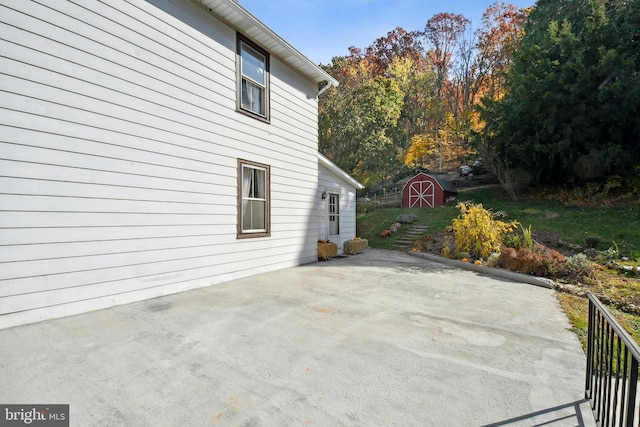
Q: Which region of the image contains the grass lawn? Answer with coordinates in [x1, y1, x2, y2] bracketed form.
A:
[356, 204, 458, 250]
[356, 186, 640, 348]
[457, 187, 640, 255]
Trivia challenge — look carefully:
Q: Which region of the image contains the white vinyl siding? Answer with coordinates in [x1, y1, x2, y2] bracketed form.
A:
[0, 0, 321, 328]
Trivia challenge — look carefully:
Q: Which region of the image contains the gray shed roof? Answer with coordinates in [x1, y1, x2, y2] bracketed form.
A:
[433, 175, 458, 194]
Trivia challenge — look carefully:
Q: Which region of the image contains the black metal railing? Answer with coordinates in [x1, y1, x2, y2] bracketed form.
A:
[586, 292, 640, 426]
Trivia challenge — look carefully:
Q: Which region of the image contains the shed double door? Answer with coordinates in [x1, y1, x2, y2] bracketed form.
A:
[408, 180, 434, 207]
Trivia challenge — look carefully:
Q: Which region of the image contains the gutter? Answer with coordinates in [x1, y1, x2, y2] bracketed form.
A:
[317, 79, 337, 97]
[197, 0, 338, 93]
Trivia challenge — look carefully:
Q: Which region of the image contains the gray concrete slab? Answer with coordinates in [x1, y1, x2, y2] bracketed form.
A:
[0, 249, 595, 426]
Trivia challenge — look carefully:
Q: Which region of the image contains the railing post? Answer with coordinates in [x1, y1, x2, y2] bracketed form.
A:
[585, 297, 594, 399]
[626, 358, 638, 427]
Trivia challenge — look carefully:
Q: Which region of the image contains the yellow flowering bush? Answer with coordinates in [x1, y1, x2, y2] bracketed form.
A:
[452, 201, 518, 260]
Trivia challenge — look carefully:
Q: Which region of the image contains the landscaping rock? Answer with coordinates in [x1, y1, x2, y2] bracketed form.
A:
[396, 214, 418, 224]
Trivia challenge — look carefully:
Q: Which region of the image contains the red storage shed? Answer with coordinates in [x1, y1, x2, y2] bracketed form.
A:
[401, 173, 458, 208]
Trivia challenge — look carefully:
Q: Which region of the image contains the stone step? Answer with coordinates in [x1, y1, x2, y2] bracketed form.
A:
[390, 225, 428, 251]
[395, 240, 416, 245]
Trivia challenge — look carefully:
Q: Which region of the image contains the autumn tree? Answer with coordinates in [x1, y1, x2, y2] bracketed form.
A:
[422, 12, 470, 97]
[404, 13, 473, 171]
[319, 3, 534, 188]
[386, 55, 437, 149]
[447, 2, 530, 178]
[364, 27, 424, 77]
[319, 55, 404, 185]
[440, 4, 529, 169]
[474, 2, 530, 100]
[404, 114, 469, 172]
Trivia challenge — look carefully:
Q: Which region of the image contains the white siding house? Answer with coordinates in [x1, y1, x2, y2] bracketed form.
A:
[0, 0, 340, 328]
[317, 153, 364, 253]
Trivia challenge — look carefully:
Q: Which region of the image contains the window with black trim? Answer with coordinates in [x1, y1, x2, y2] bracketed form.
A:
[237, 34, 270, 120]
[238, 159, 270, 238]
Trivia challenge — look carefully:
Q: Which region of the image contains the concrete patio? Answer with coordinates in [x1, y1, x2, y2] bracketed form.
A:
[0, 249, 595, 426]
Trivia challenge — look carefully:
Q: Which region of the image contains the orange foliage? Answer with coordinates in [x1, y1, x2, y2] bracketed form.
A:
[499, 243, 566, 277]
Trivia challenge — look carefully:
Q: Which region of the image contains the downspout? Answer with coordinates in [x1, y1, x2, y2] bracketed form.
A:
[318, 80, 333, 241]
[317, 79, 336, 97]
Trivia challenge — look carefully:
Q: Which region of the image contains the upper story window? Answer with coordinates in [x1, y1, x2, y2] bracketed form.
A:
[237, 34, 270, 121]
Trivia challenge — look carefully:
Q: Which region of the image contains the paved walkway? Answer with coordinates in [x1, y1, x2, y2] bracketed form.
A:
[0, 249, 595, 426]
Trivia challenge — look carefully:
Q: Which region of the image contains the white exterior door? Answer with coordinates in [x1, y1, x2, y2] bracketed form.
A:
[328, 193, 340, 238]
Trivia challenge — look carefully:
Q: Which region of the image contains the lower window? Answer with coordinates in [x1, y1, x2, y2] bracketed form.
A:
[238, 159, 270, 238]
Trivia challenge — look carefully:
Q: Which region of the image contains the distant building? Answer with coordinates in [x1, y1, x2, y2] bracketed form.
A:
[401, 173, 458, 208]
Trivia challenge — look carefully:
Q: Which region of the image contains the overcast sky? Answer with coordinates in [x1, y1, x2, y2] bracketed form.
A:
[238, 0, 535, 65]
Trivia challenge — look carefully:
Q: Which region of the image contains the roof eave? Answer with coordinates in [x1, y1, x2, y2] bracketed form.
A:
[196, 0, 338, 89]
[318, 153, 364, 189]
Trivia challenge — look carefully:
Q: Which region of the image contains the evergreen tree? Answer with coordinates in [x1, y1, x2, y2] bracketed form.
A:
[478, 0, 640, 190]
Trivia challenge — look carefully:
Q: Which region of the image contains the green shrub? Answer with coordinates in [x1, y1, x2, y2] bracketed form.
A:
[566, 253, 590, 269]
[566, 253, 595, 278]
[503, 234, 522, 250]
[600, 241, 621, 261]
[521, 224, 534, 249]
